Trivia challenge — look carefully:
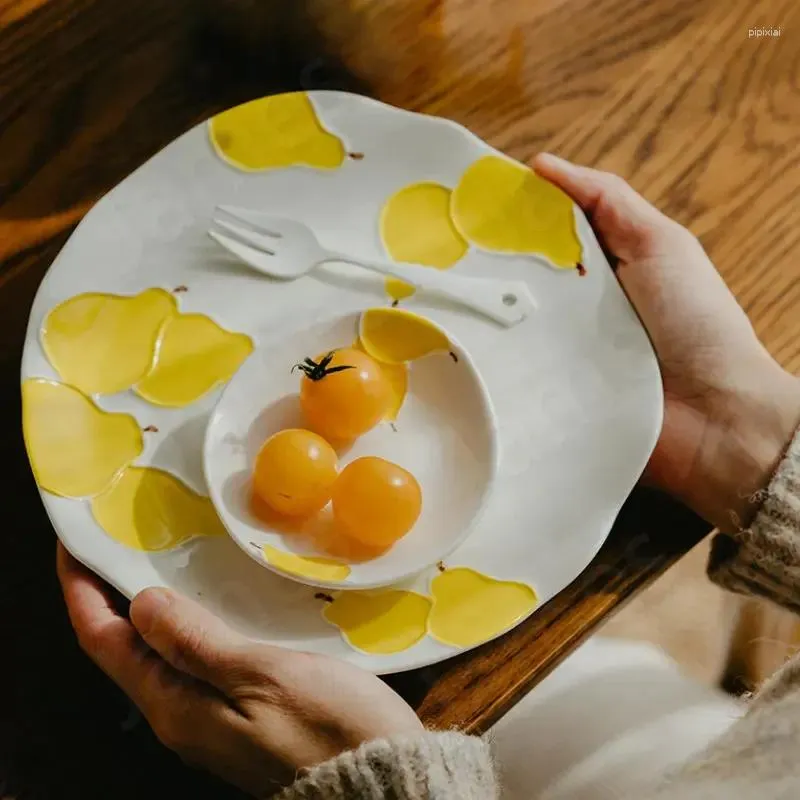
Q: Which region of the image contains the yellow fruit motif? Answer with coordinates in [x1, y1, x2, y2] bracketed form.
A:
[352, 338, 408, 422]
[22, 379, 142, 498]
[41, 288, 176, 395]
[451, 155, 582, 268]
[428, 567, 537, 647]
[323, 589, 432, 655]
[209, 92, 345, 172]
[91, 466, 225, 551]
[359, 307, 451, 365]
[261, 544, 351, 582]
[136, 313, 254, 408]
[380, 182, 468, 302]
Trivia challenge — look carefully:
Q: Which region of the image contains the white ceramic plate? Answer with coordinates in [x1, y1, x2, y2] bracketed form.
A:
[21, 90, 662, 674]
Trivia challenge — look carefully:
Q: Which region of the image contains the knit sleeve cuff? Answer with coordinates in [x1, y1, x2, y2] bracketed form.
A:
[708, 426, 800, 609]
[276, 732, 496, 800]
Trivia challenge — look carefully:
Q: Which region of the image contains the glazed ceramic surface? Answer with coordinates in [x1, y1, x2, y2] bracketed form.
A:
[204, 312, 499, 590]
[21, 91, 662, 674]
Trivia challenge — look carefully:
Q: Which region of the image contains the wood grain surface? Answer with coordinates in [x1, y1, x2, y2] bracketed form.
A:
[1, 0, 798, 797]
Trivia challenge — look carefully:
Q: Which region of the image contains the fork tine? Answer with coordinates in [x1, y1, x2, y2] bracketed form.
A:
[211, 218, 277, 255]
[208, 229, 298, 280]
[208, 229, 269, 265]
[215, 205, 283, 237]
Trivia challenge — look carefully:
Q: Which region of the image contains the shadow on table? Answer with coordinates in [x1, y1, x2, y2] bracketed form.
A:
[0, 2, 368, 797]
[0, 0, 368, 266]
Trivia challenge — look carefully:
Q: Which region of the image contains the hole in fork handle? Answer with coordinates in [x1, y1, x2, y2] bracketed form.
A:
[502, 293, 518, 306]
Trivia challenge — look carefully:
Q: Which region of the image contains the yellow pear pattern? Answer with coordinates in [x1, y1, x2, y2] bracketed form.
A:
[451, 155, 582, 268]
[427, 567, 538, 647]
[380, 182, 468, 302]
[354, 307, 454, 428]
[261, 544, 351, 583]
[91, 467, 225, 551]
[209, 93, 345, 172]
[41, 289, 252, 408]
[323, 589, 433, 655]
[41, 288, 176, 395]
[135, 313, 253, 408]
[32, 287, 252, 550]
[23, 379, 143, 498]
[359, 307, 452, 365]
[319, 567, 538, 655]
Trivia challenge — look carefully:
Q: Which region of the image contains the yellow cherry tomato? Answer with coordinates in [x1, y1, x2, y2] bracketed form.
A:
[332, 456, 422, 547]
[253, 429, 338, 517]
[297, 348, 391, 441]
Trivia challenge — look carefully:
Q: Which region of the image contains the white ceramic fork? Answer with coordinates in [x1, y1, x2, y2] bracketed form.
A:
[208, 206, 535, 326]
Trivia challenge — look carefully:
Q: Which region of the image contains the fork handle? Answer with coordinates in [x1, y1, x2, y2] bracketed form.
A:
[327, 253, 534, 327]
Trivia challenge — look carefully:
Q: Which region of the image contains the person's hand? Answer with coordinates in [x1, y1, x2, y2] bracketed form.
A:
[56, 544, 423, 796]
[534, 154, 800, 531]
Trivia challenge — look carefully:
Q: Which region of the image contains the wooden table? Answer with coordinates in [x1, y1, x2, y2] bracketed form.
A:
[2, 0, 798, 797]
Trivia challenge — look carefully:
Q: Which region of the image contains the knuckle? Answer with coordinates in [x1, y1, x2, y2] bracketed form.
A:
[234, 675, 289, 709]
[147, 695, 201, 755]
[230, 651, 297, 708]
[599, 171, 631, 195]
[76, 625, 105, 661]
[151, 713, 190, 754]
[148, 705, 222, 770]
[659, 218, 700, 249]
[225, 643, 273, 681]
[174, 623, 208, 661]
[173, 736, 207, 769]
[677, 224, 701, 247]
[167, 621, 222, 675]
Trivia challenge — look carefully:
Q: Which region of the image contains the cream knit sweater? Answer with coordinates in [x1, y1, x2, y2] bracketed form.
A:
[281, 429, 800, 800]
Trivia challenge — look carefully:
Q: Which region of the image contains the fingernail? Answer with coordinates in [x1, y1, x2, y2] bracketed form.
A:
[131, 587, 173, 637]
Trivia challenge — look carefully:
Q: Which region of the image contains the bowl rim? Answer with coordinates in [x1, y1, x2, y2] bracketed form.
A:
[202, 310, 501, 590]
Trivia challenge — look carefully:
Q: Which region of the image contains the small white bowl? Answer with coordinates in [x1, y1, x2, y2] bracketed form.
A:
[204, 311, 499, 589]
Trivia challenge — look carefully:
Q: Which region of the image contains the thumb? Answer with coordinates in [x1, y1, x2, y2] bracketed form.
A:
[130, 587, 253, 691]
[532, 153, 678, 264]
